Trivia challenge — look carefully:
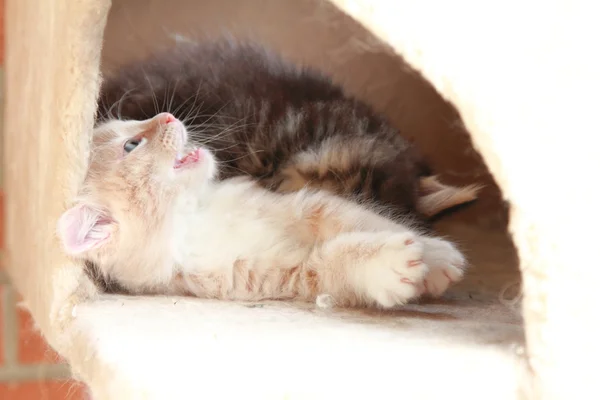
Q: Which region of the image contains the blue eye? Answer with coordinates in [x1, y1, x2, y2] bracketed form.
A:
[124, 138, 146, 153]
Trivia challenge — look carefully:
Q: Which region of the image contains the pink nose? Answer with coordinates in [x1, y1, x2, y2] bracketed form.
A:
[156, 112, 177, 124]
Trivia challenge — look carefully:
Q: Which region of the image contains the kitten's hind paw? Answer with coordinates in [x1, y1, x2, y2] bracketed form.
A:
[359, 232, 430, 308]
[420, 237, 467, 298]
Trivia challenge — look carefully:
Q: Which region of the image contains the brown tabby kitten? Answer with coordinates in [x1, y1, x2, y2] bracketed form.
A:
[97, 39, 478, 230]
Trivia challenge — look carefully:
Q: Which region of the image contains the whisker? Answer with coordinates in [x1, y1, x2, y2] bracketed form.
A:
[141, 68, 160, 115]
[116, 88, 138, 120]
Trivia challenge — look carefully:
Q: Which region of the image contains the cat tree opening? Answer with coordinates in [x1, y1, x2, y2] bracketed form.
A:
[4, 0, 597, 399]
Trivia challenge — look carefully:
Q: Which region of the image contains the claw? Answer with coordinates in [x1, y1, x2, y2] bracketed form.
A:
[443, 270, 455, 283]
[400, 277, 416, 285]
[407, 259, 423, 268]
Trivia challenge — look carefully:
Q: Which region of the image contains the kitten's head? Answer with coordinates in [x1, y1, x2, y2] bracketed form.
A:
[56, 113, 216, 288]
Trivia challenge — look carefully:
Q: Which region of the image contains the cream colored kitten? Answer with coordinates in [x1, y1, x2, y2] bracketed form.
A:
[57, 113, 467, 308]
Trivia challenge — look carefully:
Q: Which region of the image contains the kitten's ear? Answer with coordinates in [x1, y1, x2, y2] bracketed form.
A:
[57, 203, 114, 255]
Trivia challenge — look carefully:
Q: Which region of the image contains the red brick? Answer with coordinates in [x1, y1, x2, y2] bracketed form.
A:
[18, 308, 63, 364]
[0, 380, 88, 400]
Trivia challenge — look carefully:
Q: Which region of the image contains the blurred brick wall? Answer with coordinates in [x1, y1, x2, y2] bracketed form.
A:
[0, 0, 86, 397]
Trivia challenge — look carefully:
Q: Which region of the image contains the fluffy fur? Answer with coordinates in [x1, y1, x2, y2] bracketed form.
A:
[58, 114, 467, 308]
[97, 40, 479, 228]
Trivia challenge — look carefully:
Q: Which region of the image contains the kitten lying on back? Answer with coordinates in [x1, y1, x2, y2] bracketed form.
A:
[57, 114, 466, 308]
[98, 40, 479, 229]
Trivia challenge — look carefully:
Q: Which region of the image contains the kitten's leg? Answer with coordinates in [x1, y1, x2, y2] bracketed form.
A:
[297, 192, 467, 301]
[295, 190, 414, 241]
[308, 231, 430, 308]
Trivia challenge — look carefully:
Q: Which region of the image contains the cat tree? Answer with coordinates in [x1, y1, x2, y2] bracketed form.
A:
[3, 0, 598, 399]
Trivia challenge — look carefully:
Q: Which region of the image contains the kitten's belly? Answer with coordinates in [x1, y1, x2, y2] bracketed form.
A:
[171, 209, 309, 274]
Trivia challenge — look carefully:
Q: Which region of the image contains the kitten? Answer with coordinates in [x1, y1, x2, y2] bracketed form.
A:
[57, 113, 466, 308]
[97, 40, 479, 228]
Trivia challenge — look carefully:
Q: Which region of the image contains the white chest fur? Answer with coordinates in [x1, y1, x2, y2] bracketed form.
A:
[170, 179, 311, 275]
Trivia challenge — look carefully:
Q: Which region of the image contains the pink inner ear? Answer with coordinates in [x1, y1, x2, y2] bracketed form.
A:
[57, 204, 113, 255]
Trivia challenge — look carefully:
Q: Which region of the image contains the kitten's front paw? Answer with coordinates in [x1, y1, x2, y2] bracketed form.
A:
[420, 237, 467, 297]
[361, 233, 430, 308]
